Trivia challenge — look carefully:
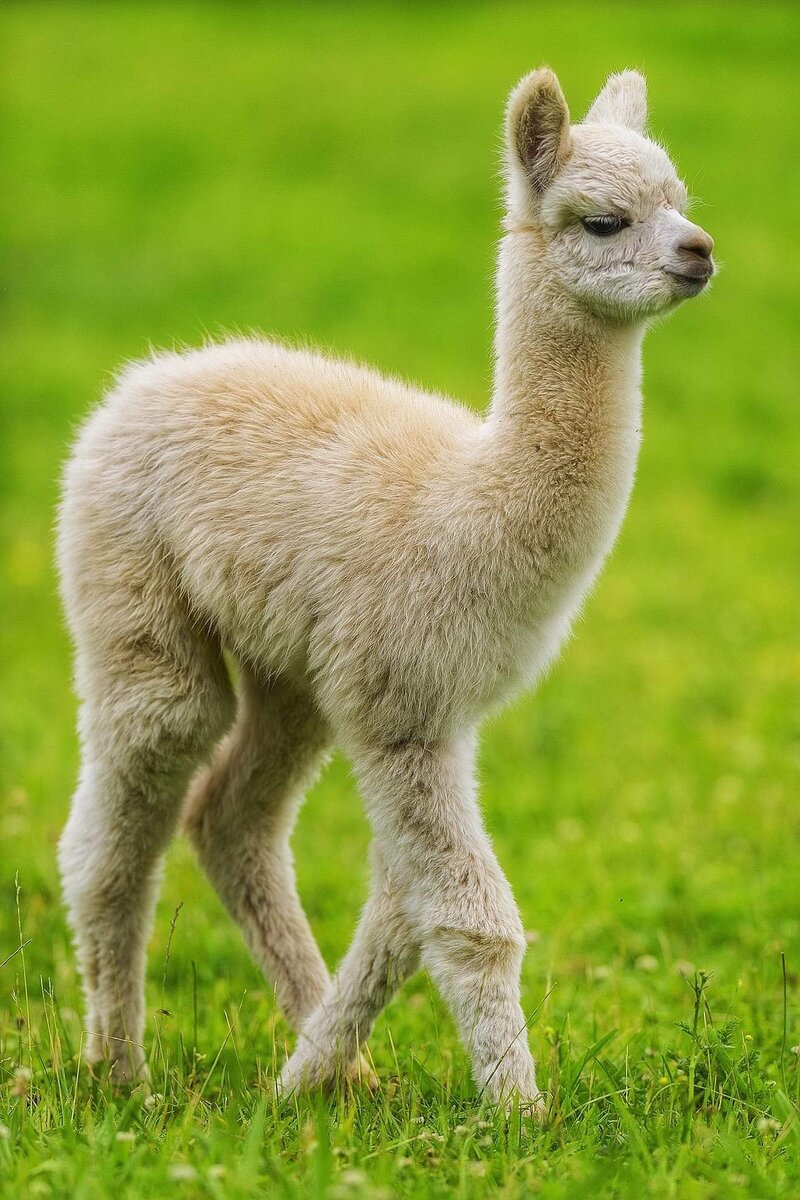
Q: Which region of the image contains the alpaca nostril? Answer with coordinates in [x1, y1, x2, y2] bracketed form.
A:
[679, 231, 714, 260]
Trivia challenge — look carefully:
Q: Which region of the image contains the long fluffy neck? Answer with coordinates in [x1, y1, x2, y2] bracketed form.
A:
[480, 231, 645, 604]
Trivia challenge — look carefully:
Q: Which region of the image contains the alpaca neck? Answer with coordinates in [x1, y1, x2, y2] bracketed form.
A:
[483, 232, 645, 591]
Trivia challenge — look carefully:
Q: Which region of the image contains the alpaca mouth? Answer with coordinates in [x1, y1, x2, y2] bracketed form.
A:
[664, 269, 711, 294]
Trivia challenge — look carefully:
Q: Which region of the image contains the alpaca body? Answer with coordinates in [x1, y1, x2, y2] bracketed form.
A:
[62, 329, 639, 746]
[57, 67, 712, 1105]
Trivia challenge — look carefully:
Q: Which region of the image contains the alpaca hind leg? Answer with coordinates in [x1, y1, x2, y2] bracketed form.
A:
[184, 669, 333, 1029]
[59, 635, 233, 1084]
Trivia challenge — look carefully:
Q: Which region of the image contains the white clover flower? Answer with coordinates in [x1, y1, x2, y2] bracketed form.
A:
[11, 1067, 32, 1097]
[635, 954, 659, 973]
[168, 1163, 198, 1181]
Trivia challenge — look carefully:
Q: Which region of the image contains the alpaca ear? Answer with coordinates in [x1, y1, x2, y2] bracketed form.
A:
[505, 68, 571, 194]
[584, 70, 647, 133]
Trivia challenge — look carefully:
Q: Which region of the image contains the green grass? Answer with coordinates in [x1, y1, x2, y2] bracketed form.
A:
[2, 2, 799, 1196]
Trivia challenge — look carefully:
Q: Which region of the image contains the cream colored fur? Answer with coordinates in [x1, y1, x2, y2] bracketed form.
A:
[57, 68, 714, 1108]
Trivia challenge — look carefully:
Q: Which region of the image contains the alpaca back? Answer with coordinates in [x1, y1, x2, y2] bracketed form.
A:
[58, 339, 497, 729]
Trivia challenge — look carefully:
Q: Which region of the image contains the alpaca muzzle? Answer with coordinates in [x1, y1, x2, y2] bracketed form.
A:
[667, 226, 715, 288]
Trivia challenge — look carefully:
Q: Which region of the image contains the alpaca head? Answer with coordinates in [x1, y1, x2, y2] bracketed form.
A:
[504, 68, 714, 323]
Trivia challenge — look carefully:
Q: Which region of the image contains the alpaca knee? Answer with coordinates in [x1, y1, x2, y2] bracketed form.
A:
[412, 877, 527, 1013]
[406, 860, 526, 973]
[421, 921, 526, 1001]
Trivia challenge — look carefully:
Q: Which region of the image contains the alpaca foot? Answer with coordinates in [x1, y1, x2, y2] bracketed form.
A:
[278, 1043, 377, 1097]
[86, 1038, 148, 1089]
[345, 1052, 379, 1092]
[479, 1053, 545, 1120]
[487, 1084, 547, 1121]
[515, 1090, 548, 1123]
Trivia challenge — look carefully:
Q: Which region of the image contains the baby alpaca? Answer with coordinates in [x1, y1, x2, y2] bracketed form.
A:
[57, 68, 713, 1105]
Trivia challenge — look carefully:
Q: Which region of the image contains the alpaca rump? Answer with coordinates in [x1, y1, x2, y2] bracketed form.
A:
[57, 67, 713, 1106]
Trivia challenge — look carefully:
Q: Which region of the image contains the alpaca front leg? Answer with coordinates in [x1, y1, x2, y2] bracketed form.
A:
[279, 846, 419, 1094]
[356, 737, 542, 1111]
[421, 924, 538, 1107]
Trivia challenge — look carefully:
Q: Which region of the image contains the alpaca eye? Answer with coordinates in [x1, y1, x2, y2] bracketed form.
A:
[581, 215, 628, 237]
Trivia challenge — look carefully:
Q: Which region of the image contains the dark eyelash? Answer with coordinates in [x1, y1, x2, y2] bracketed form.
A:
[581, 215, 630, 237]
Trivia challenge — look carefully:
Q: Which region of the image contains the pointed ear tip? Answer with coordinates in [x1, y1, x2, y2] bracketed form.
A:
[508, 65, 563, 106]
[584, 69, 648, 129]
[530, 64, 561, 88]
[596, 70, 647, 101]
[505, 68, 568, 140]
[620, 69, 648, 96]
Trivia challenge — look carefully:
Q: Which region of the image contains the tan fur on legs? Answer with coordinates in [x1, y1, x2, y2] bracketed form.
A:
[58, 564, 234, 1084]
[363, 737, 536, 1107]
[279, 844, 419, 1097]
[184, 668, 331, 1029]
[58, 67, 713, 1102]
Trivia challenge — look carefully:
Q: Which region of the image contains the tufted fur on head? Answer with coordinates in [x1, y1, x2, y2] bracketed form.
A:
[57, 67, 714, 1111]
[503, 68, 713, 322]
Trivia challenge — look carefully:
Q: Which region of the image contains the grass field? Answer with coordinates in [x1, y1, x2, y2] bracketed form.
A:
[2, 3, 799, 1196]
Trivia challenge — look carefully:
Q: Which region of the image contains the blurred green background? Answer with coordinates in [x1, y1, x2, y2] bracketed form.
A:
[1, 3, 799, 1197]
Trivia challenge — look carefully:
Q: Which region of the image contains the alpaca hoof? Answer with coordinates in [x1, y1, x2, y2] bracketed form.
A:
[86, 1043, 148, 1090]
[277, 1051, 324, 1098]
[344, 1053, 379, 1092]
[517, 1090, 548, 1123]
[113, 1061, 147, 1088]
[278, 1049, 378, 1098]
[492, 1089, 547, 1121]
